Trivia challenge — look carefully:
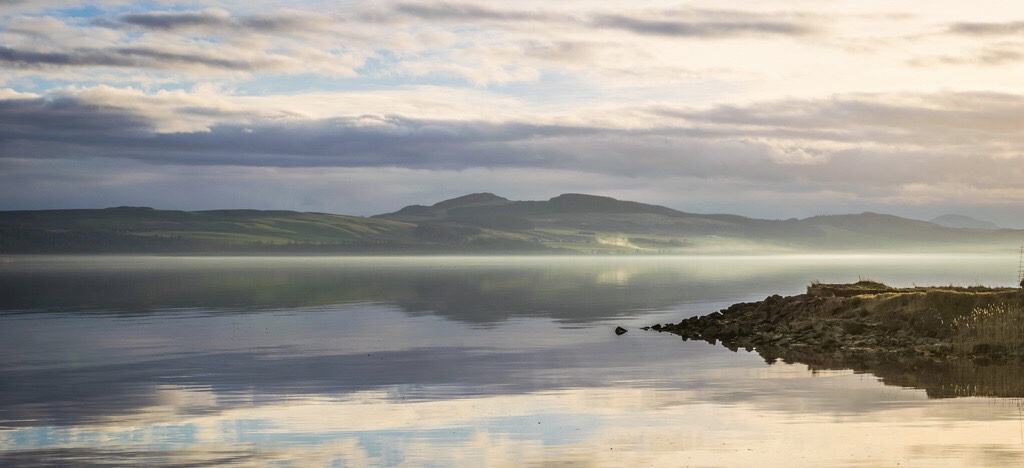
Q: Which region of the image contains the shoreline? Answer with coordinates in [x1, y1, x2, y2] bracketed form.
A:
[647, 281, 1024, 369]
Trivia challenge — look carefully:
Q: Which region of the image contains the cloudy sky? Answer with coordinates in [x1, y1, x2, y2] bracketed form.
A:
[2, 1, 1023, 226]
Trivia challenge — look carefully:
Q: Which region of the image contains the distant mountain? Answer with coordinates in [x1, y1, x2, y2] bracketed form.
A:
[376, 192, 694, 231]
[0, 207, 422, 253]
[378, 193, 1024, 253]
[2, 194, 1022, 254]
[382, 192, 513, 222]
[930, 214, 1000, 230]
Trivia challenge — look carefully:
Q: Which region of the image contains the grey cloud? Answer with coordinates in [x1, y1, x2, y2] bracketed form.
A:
[239, 14, 320, 33]
[911, 43, 1024, 67]
[119, 11, 230, 30]
[390, 3, 817, 39]
[524, 41, 597, 63]
[976, 47, 1024, 65]
[0, 45, 280, 72]
[948, 21, 1024, 35]
[0, 94, 153, 136]
[0, 46, 92, 66]
[394, 2, 558, 22]
[592, 13, 817, 38]
[654, 93, 1024, 147]
[2, 92, 1022, 196]
[647, 94, 1024, 192]
[102, 9, 332, 35]
[0, 94, 597, 168]
[0, 93, 746, 178]
[113, 46, 270, 70]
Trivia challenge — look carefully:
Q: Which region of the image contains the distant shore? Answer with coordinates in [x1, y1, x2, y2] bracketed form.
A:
[647, 281, 1024, 368]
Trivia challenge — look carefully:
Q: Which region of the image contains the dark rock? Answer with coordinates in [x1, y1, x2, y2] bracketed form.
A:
[642, 281, 1024, 396]
[910, 308, 945, 338]
[842, 320, 866, 335]
[614, 326, 628, 336]
[973, 343, 1006, 355]
[719, 324, 740, 341]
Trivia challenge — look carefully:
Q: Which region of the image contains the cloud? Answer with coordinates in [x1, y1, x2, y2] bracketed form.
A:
[0, 90, 152, 135]
[0, 8, 366, 78]
[390, 3, 820, 39]
[0, 89, 585, 166]
[910, 42, 1024, 67]
[0, 1, 1020, 222]
[106, 8, 335, 35]
[653, 92, 1024, 152]
[0, 2, 864, 90]
[3, 87, 1023, 166]
[117, 9, 232, 30]
[393, 2, 559, 23]
[0, 85, 280, 134]
[769, 146, 830, 166]
[591, 13, 818, 38]
[0, 45, 285, 72]
[947, 21, 1024, 36]
[3, 87, 1023, 212]
[0, 39, 365, 77]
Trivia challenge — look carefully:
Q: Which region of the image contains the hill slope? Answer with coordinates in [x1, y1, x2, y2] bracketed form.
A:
[0, 206, 545, 253]
[0, 207, 420, 253]
[2, 194, 1022, 254]
[378, 193, 1024, 253]
[930, 214, 1000, 230]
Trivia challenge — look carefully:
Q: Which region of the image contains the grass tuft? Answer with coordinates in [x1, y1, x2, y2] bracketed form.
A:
[951, 303, 1024, 354]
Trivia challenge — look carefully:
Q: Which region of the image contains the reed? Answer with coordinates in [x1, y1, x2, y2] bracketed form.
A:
[951, 303, 1024, 354]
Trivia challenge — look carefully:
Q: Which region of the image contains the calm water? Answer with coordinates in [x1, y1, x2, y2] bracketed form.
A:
[2, 254, 1023, 467]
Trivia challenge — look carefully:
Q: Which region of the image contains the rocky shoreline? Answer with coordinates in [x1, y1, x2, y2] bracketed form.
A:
[646, 281, 1024, 370]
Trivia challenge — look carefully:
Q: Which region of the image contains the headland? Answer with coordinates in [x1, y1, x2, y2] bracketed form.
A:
[646, 281, 1024, 397]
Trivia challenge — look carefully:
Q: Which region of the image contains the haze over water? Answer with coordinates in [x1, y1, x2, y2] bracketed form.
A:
[1, 254, 1022, 467]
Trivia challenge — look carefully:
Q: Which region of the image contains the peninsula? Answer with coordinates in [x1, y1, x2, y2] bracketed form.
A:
[646, 281, 1024, 397]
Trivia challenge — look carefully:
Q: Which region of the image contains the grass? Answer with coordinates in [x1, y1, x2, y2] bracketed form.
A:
[951, 302, 1024, 355]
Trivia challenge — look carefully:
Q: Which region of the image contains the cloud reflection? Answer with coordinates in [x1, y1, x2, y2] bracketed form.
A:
[3, 256, 1023, 466]
[4, 367, 1024, 467]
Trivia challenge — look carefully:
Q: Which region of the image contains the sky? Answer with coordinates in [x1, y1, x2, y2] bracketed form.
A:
[1, 1, 1023, 226]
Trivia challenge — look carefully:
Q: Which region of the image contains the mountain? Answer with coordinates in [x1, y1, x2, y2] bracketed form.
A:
[930, 214, 1000, 230]
[382, 192, 513, 223]
[378, 194, 1024, 253]
[2, 194, 1021, 254]
[0, 207, 423, 253]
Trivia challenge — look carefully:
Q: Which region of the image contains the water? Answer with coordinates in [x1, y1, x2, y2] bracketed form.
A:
[1, 254, 1022, 467]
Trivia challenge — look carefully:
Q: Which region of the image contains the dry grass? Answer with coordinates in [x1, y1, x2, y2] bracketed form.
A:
[951, 303, 1024, 354]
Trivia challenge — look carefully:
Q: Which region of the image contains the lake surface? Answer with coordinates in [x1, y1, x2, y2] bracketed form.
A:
[2, 254, 1023, 467]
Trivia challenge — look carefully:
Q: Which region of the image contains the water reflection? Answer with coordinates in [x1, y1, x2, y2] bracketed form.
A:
[4, 365, 1024, 467]
[0, 448, 263, 468]
[1, 255, 1011, 323]
[0, 304, 748, 429]
[754, 344, 1024, 399]
[1, 256, 794, 323]
[2, 255, 1023, 466]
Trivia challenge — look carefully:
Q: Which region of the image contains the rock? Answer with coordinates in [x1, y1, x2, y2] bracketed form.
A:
[718, 324, 740, 340]
[841, 320, 866, 335]
[614, 326, 628, 336]
[643, 281, 1024, 385]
